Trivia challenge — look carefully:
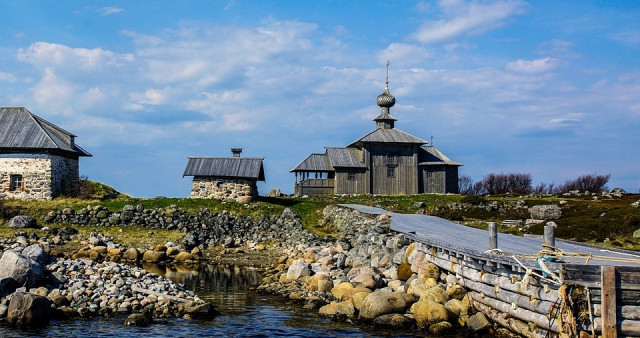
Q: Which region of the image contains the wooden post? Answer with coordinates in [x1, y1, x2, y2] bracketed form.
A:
[601, 265, 617, 338]
[488, 222, 497, 250]
[544, 225, 555, 248]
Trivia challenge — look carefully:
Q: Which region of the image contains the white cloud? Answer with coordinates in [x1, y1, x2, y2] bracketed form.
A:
[17, 42, 134, 72]
[0, 71, 17, 82]
[379, 43, 433, 66]
[506, 57, 558, 73]
[129, 88, 172, 106]
[97, 7, 123, 16]
[32, 68, 75, 113]
[412, 0, 527, 44]
[610, 30, 640, 48]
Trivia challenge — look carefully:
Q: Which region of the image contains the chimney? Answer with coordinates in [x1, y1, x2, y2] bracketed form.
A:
[231, 148, 243, 157]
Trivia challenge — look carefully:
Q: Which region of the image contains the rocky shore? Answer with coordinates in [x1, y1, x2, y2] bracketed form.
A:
[2, 203, 510, 336]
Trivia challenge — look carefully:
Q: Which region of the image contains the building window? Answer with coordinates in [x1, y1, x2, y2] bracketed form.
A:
[386, 153, 398, 165]
[387, 167, 395, 178]
[9, 174, 23, 191]
[347, 171, 357, 180]
[427, 171, 433, 178]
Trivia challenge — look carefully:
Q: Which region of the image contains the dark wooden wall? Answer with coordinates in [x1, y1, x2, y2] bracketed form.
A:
[334, 168, 367, 194]
[367, 144, 418, 195]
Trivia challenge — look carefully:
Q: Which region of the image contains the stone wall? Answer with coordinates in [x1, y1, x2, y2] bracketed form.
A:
[190, 177, 257, 203]
[0, 153, 79, 200]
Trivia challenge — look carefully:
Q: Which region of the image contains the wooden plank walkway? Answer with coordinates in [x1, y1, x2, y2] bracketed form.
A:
[340, 204, 640, 268]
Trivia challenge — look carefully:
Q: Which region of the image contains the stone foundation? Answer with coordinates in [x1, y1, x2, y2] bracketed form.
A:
[0, 153, 79, 200]
[190, 177, 258, 203]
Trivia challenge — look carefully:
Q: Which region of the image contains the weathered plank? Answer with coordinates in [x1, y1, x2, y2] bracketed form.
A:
[594, 305, 640, 320]
[601, 266, 617, 338]
[469, 291, 559, 332]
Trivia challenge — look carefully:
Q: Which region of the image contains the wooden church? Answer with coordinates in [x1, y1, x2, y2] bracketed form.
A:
[291, 64, 462, 196]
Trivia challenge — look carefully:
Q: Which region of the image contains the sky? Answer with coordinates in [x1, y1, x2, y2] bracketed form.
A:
[1, 0, 639, 197]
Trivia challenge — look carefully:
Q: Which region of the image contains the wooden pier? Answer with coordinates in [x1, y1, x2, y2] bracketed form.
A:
[340, 204, 640, 337]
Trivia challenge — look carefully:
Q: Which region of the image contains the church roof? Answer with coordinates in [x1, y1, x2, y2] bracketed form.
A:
[290, 153, 331, 172]
[0, 107, 91, 157]
[418, 145, 462, 166]
[326, 147, 367, 168]
[184, 157, 265, 180]
[347, 128, 427, 147]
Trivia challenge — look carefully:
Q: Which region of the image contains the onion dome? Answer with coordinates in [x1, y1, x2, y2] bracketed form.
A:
[376, 87, 395, 108]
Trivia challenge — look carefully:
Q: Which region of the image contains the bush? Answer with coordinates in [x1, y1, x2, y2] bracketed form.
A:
[479, 173, 533, 195]
[74, 176, 120, 200]
[554, 174, 611, 194]
[461, 195, 486, 205]
[0, 195, 18, 221]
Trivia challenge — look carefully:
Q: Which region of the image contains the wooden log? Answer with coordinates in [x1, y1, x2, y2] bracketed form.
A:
[601, 266, 617, 338]
[424, 250, 560, 303]
[489, 222, 497, 250]
[460, 278, 558, 314]
[469, 291, 560, 332]
[564, 264, 640, 290]
[589, 289, 640, 306]
[471, 299, 545, 338]
[591, 318, 640, 337]
[594, 304, 640, 320]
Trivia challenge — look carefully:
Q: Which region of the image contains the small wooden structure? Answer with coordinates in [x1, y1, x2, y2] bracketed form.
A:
[291, 63, 461, 196]
[183, 148, 265, 202]
[0, 107, 91, 200]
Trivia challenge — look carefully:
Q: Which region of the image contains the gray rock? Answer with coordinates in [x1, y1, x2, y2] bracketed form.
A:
[528, 204, 562, 220]
[372, 313, 415, 328]
[123, 313, 151, 326]
[467, 312, 491, 332]
[22, 244, 49, 266]
[286, 262, 311, 280]
[8, 215, 37, 228]
[0, 250, 44, 288]
[359, 291, 407, 320]
[7, 292, 52, 327]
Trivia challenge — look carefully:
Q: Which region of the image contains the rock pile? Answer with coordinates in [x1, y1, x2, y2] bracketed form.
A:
[256, 205, 490, 335]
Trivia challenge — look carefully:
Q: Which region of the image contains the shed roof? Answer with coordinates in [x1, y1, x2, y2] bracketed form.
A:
[0, 107, 91, 157]
[183, 157, 265, 181]
[290, 153, 331, 172]
[418, 145, 462, 166]
[325, 147, 367, 168]
[347, 128, 427, 147]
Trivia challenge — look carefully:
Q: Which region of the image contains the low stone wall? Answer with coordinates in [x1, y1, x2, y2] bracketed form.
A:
[44, 204, 324, 249]
[190, 178, 257, 203]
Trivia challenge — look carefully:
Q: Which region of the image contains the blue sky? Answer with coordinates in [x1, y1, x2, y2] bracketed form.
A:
[1, 0, 639, 197]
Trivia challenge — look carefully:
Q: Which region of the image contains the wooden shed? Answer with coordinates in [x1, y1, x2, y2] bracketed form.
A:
[0, 107, 91, 200]
[291, 65, 461, 196]
[183, 148, 265, 202]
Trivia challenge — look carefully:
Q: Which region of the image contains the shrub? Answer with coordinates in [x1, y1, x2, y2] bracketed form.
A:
[554, 174, 611, 194]
[461, 195, 486, 205]
[479, 173, 533, 195]
[458, 175, 474, 195]
[73, 176, 120, 200]
[0, 195, 18, 220]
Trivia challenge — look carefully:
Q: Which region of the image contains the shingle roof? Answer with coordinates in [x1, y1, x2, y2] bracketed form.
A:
[0, 107, 91, 156]
[326, 147, 367, 168]
[290, 153, 331, 172]
[418, 145, 462, 166]
[183, 157, 265, 180]
[347, 128, 427, 147]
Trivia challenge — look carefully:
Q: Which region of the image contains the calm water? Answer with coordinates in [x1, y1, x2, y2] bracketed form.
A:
[0, 264, 437, 337]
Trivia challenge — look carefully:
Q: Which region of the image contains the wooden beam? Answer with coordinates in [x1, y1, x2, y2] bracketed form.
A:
[488, 222, 497, 250]
[543, 225, 555, 248]
[601, 266, 617, 338]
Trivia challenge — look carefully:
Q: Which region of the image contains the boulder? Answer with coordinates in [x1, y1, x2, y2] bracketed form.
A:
[341, 287, 371, 301]
[419, 286, 449, 304]
[331, 282, 354, 300]
[528, 204, 562, 220]
[347, 266, 385, 289]
[184, 302, 219, 319]
[429, 321, 453, 335]
[467, 312, 491, 332]
[7, 292, 52, 328]
[286, 262, 311, 281]
[22, 244, 49, 266]
[236, 196, 252, 204]
[359, 291, 407, 320]
[174, 252, 193, 261]
[0, 251, 44, 288]
[397, 263, 413, 281]
[351, 291, 370, 310]
[8, 215, 37, 228]
[372, 313, 415, 329]
[123, 247, 140, 261]
[318, 300, 355, 319]
[417, 263, 440, 282]
[410, 300, 450, 329]
[123, 313, 151, 326]
[142, 250, 166, 263]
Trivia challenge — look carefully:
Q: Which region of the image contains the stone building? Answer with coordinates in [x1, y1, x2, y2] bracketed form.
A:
[0, 107, 92, 200]
[183, 148, 265, 203]
[291, 64, 462, 196]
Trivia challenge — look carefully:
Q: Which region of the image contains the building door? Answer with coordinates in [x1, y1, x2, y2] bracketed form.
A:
[425, 170, 443, 193]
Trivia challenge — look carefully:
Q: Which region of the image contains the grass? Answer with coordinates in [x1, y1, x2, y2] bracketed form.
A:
[2, 180, 640, 250]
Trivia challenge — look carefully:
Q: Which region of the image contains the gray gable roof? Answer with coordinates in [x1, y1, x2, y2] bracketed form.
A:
[326, 147, 367, 168]
[347, 128, 427, 147]
[290, 153, 331, 172]
[0, 107, 91, 157]
[184, 157, 265, 181]
[419, 145, 462, 166]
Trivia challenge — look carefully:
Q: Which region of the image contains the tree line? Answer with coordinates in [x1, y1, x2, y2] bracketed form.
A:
[458, 173, 611, 195]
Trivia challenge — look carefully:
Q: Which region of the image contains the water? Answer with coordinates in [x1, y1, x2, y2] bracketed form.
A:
[0, 264, 435, 337]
